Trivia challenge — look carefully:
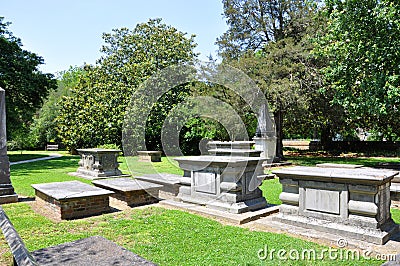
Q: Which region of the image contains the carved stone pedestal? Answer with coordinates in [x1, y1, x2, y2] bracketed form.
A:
[70, 149, 129, 180]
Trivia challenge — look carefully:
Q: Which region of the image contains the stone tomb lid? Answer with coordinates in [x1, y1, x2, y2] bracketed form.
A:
[32, 181, 114, 200]
[32, 235, 157, 266]
[136, 174, 182, 185]
[92, 178, 163, 192]
[137, 151, 162, 154]
[175, 155, 265, 164]
[273, 166, 399, 184]
[316, 163, 364, 168]
[76, 148, 121, 153]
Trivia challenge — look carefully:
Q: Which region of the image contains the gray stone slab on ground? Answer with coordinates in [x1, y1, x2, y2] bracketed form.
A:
[160, 200, 279, 225]
[135, 174, 182, 200]
[32, 181, 113, 200]
[32, 236, 157, 266]
[93, 178, 162, 192]
[137, 151, 162, 162]
[93, 178, 163, 207]
[32, 181, 114, 220]
[316, 163, 364, 168]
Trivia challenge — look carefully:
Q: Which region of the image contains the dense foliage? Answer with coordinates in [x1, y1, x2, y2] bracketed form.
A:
[56, 19, 197, 151]
[28, 67, 84, 148]
[0, 17, 56, 142]
[317, 0, 400, 141]
[217, 0, 325, 159]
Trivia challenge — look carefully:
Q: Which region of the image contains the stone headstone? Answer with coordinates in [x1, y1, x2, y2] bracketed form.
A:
[0, 88, 18, 204]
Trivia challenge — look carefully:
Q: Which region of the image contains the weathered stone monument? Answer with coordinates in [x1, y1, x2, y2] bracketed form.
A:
[175, 155, 268, 213]
[253, 104, 276, 160]
[0, 88, 17, 204]
[272, 166, 399, 244]
[70, 148, 129, 179]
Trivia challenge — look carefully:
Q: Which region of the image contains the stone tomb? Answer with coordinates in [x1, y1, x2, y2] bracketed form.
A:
[135, 173, 182, 200]
[137, 151, 162, 162]
[32, 181, 113, 220]
[70, 148, 129, 179]
[272, 166, 399, 244]
[175, 156, 267, 214]
[92, 178, 163, 207]
[207, 141, 261, 157]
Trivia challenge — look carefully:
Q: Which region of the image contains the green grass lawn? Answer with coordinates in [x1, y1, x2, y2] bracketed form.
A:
[2, 152, 399, 265]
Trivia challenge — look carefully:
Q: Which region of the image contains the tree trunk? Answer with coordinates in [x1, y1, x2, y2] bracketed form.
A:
[274, 108, 285, 162]
[320, 124, 332, 150]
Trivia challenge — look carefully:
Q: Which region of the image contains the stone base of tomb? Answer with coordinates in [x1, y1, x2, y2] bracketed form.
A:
[273, 210, 399, 245]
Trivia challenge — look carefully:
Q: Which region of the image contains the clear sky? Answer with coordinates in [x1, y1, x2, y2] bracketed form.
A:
[1, 0, 228, 74]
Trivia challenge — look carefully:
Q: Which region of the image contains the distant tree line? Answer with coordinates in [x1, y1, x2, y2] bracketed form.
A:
[1, 0, 399, 154]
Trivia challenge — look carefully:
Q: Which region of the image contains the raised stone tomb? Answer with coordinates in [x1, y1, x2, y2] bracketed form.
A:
[135, 173, 182, 200]
[92, 178, 163, 207]
[175, 155, 267, 214]
[70, 148, 129, 179]
[32, 181, 114, 220]
[137, 151, 162, 162]
[272, 166, 399, 244]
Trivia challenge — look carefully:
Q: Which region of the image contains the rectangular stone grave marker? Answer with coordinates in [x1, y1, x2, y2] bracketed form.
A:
[32, 181, 113, 219]
[273, 166, 399, 244]
[92, 178, 163, 207]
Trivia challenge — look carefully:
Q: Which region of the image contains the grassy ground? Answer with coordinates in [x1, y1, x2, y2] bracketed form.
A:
[2, 152, 399, 265]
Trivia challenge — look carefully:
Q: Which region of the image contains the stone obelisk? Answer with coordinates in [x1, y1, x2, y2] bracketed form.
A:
[0, 88, 18, 204]
[253, 103, 276, 160]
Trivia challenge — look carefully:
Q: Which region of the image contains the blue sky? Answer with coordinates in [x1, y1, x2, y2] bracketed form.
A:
[1, 0, 228, 74]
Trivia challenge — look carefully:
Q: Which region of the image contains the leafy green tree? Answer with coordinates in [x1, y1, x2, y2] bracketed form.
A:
[56, 19, 197, 152]
[317, 0, 400, 141]
[0, 17, 56, 141]
[217, 0, 324, 159]
[29, 66, 84, 148]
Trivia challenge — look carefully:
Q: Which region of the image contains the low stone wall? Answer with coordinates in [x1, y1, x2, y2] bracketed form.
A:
[312, 141, 400, 152]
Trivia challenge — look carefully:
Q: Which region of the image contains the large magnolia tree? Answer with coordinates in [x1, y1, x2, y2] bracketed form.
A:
[56, 19, 197, 151]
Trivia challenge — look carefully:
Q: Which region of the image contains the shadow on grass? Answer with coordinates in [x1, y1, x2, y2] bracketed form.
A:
[10, 156, 79, 174]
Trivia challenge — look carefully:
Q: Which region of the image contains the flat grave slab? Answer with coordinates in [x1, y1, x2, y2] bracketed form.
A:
[32, 181, 114, 220]
[316, 163, 364, 168]
[135, 173, 182, 199]
[92, 178, 163, 207]
[32, 236, 157, 266]
[137, 151, 162, 162]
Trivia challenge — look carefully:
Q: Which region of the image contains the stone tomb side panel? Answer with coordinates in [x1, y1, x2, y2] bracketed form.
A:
[299, 180, 348, 222]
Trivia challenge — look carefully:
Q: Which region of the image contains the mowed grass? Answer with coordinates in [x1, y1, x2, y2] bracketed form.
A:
[2, 152, 399, 265]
